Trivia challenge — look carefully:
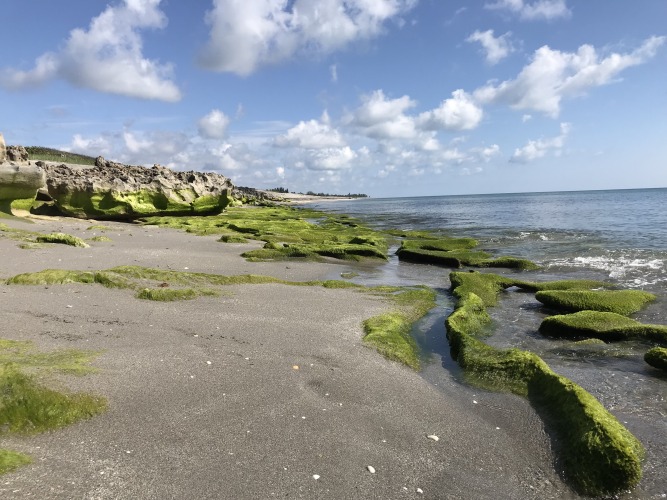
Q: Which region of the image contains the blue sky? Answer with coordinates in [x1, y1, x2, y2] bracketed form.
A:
[1, 0, 665, 197]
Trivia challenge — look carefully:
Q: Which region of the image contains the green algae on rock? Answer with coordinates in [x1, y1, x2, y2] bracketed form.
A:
[396, 237, 540, 270]
[363, 287, 437, 370]
[644, 347, 667, 371]
[539, 311, 667, 345]
[535, 289, 656, 315]
[40, 159, 234, 220]
[445, 272, 644, 496]
[36, 232, 89, 248]
[144, 206, 389, 262]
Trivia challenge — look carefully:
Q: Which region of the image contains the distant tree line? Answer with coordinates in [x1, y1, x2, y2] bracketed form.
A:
[268, 187, 290, 193]
[304, 191, 368, 198]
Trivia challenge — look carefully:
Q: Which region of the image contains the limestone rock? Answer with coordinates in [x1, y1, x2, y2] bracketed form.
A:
[0, 133, 46, 212]
[6, 145, 29, 163]
[40, 158, 235, 219]
[0, 163, 47, 202]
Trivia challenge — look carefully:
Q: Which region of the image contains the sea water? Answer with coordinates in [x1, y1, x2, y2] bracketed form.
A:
[313, 188, 667, 497]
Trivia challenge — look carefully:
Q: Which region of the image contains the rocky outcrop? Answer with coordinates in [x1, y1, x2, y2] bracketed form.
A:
[39, 157, 234, 219]
[0, 134, 47, 213]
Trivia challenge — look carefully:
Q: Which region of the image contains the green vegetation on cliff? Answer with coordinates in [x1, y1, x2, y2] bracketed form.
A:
[25, 147, 96, 166]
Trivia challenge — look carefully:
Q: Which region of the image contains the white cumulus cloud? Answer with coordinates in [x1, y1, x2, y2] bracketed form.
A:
[417, 90, 483, 131]
[198, 109, 231, 139]
[274, 112, 346, 149]
[466, 30, 514, 64]
[199, 0, 417, 75]
[485, 0, 571, 21]
[349, 89, 419, 139]
[510, 122, 570, 163]
[0, 0, 181, 101]
[305, 146, 358, 171]
[474, 36, 666, 117]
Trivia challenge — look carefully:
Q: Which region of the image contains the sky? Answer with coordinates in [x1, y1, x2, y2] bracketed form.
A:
[1, 0, 665, 198]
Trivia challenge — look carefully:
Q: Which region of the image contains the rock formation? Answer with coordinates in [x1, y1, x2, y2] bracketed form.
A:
[0, 134, 47, 213]
[39, 157, 234, 219]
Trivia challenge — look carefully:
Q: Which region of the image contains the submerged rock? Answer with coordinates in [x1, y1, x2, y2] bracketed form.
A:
[645, 347, 667, 371]
[39, 157, 234, 219]
[539, 310, 667, 345]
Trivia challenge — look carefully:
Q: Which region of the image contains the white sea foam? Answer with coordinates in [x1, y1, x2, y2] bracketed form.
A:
[547, 254, 666, 287]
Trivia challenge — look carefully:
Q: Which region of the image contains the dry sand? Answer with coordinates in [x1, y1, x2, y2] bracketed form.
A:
[0, 215, 576, 499]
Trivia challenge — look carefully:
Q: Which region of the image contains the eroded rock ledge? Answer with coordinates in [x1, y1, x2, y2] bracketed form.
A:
[37, 156, 234, 219]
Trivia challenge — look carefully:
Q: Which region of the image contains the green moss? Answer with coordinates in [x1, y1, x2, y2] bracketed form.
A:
[10, 198, 36, 212]
[86, 224, 110, 231]
[446, 274, 645, 496]
[535, 290, 656, 316]
[396, 238, 539, 270]
[540, 311, 667, 345]
[0, 364, 106, 435]
[340, 272, 360, 279]
[0, 339, 105, 475]
[363, 287, 437, 370]
[35, 232, 89, 248]
[644, 347, 667, 371]
[0, 449, 32, 474]
[53, 188, 231, 219]
[0, 339, 101, 376]
[218, 234, 249, 243]
[144, 206, 389, 262]
[88, 235, 112, 242]
[136, 287, 219, 301]
[528, 369, 644, 495]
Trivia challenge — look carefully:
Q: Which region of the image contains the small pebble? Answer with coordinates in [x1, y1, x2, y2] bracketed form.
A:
[292, 365, 300, 370]
[206, 361, 212, 365]
[417, 487, 424, 494]
[473, 400, 478, 404]
[367, 465, 376, 474]
[427, 434, 439, 442]
[312, 474, 320, 480]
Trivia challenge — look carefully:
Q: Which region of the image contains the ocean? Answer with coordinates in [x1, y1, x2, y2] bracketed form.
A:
[313, 188, 667, 497]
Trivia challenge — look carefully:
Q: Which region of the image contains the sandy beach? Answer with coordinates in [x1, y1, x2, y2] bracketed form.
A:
[0, 214, 576, 499]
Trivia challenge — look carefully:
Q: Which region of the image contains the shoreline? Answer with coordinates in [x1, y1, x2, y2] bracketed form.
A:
[0, 213, 574, 499]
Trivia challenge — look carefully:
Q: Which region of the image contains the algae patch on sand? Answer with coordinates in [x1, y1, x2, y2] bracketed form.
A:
[0, 340, 106, 475]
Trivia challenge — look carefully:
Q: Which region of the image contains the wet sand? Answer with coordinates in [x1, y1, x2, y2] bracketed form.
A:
[0, 215, 575, 499]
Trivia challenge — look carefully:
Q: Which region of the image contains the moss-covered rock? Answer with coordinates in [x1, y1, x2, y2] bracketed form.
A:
[41, 160, 234, 219]
[396, 238, 539, 270]
[539, 311, 667, 345]
[36, 232, 89, 248]
[535, 289, 656, 316]
[446, 273, 645, 496]
[644, 347, 667, 371]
